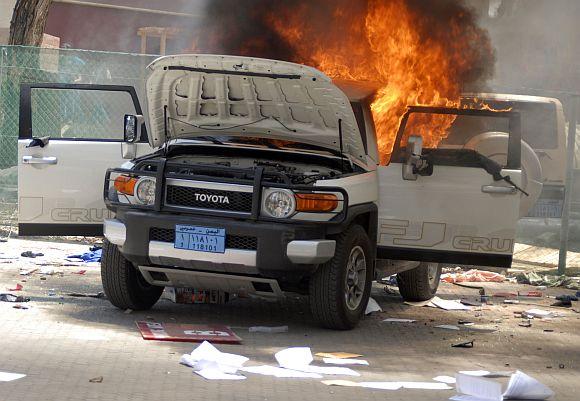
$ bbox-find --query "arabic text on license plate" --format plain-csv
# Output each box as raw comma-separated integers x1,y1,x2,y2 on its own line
174,225,226,254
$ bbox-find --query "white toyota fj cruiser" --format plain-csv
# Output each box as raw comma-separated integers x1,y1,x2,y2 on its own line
18,55,527,329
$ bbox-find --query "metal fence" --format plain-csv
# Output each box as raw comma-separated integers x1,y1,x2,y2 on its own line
0,45,156,235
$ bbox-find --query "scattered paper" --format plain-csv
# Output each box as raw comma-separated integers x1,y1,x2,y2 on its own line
453,370,553,401
275,347,313,369
365,297,382,314
241,365,322,379
405,296,471,310
248,326,288,333
430,297,472,311
435,324,461,331
360,382,403,390
7,284,22,291
275,347,360,376
399,382,453,390
383,318,416,323
433,375,457,384
524,309,561,319
180,341,248,380
0,372,26,382
323,358,369,366
315,352,363,359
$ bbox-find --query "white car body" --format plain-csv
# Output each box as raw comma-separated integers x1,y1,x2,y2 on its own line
17,55,523,289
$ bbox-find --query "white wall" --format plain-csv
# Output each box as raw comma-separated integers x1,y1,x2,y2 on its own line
0,0,16,44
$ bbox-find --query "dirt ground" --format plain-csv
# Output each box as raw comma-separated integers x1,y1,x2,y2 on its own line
0,238,578,401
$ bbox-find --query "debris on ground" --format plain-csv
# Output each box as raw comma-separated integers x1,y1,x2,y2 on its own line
88,376,103,383
66,248,102,263
248,326,288,333
180,341,248,380
453,370,554,401
433,375,456,384
552,295,578,307
365,297,382,314
0,293,30,303
406,296,471,311
519,320,532,328
162,287,229,304
515,272,580,290
452,340,475,348
523,308,563,319
19,268,38,276
315,352,363,359
0,372,26,382
7,283,22,291
20,251,44,258
383,318,416,323
137,322,242,344
274,347,360,376
13,304,29,310
72,270,87,275
434,325,460,331
441,269,506,283
67,291,103,298
48,289,56,297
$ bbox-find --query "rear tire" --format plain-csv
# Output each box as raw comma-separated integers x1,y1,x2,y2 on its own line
309,225,373,330
397,262,441,302
101,240,163,310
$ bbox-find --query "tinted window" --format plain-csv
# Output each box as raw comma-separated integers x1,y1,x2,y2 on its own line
350,102,368,153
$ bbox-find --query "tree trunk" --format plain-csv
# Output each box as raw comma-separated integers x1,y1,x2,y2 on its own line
9,0,52,46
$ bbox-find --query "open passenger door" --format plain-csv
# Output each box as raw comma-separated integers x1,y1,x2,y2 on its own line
18,84,152,236
377,107,523,267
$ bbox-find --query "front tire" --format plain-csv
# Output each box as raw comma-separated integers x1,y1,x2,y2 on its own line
397,262,441,302
101,240,163,310
309,225,373,330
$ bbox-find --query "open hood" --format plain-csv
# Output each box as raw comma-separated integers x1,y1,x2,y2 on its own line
146,55,365,161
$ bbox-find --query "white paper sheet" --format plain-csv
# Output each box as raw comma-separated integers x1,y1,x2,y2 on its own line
503,370,554,400
524,309,561,319
434,324,461,330
275,347,313,369
241,365,322,379
0,372,26,382
365,297,382,314
383,318,416,323
180,341,249,380
455,373,503,401
323,358,369,366
459,370,491,377
430,297,472,311
360,382,402,390
433,375,457,384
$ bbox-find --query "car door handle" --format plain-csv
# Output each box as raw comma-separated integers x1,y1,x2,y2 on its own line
482,185,517,194
22,156,58,165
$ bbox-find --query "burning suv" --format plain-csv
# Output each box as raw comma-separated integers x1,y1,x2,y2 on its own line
18,55,526,329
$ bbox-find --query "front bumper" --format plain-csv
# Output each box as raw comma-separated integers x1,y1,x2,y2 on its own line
104,210,337,282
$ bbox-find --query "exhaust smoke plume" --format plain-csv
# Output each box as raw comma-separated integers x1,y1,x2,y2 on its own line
195,0,495,163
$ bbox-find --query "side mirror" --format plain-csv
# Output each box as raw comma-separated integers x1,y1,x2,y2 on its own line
402,135,432,180
124,114,144,143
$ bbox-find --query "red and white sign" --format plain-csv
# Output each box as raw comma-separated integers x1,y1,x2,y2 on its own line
136,321,242,344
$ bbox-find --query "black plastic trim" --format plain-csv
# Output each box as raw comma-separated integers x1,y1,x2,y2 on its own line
377,246,512,268
19,223,103,236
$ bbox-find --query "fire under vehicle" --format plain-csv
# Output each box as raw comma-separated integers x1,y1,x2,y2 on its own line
17,55,529,329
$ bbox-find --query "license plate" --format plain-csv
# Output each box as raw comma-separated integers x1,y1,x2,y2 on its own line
174,225,226,254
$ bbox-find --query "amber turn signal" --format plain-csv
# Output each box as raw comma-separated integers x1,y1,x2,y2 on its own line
295,193,339,212
114,175,137,195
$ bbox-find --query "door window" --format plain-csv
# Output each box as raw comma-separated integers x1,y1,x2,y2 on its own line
30,88,136,140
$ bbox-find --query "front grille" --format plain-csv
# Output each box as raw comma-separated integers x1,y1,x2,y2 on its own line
165,186,253,213
149,227,258,250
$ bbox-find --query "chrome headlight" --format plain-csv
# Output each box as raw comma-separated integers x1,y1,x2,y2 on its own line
262,189,296,218
134,177,156,205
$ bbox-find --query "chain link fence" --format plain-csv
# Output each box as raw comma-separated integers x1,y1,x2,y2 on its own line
0,46,156,235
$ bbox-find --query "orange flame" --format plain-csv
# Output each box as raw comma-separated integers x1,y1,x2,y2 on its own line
268,0,492,163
